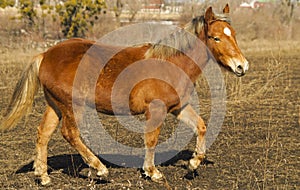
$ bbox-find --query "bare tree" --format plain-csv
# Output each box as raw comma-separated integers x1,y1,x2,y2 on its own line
124,0,142,22
281,0,296,21
272,0,297,25
106,0,143,23
278,0,297,39
105,0,124,24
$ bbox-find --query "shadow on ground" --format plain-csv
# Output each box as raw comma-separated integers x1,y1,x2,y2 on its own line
15,149,214,182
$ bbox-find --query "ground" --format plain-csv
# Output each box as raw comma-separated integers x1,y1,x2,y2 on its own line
0,40,299,189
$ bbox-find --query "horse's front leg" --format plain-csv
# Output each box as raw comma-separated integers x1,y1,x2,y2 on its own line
143,100,166,182
176,104,206,171
143,126,163,181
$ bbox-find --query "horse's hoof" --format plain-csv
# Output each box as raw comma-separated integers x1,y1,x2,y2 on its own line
143,167,163,182
188,157,201,171
188,154,205,171
40,174,51,186
150,172,164,183
96,168,109,178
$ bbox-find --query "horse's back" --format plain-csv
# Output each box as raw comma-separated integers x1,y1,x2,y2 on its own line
38,38,152,113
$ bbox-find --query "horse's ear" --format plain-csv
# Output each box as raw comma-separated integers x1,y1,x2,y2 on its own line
223,4,230,14
205,7,215,22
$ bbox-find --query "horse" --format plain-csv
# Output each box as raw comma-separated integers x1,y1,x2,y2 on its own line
0,4,248,185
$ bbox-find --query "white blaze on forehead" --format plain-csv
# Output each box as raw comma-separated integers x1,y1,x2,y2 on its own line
223,27,231,36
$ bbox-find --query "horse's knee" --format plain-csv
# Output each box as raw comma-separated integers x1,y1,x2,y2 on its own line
197,119,206,136
144,127,161,148
189,118,206,171
145,135,158,148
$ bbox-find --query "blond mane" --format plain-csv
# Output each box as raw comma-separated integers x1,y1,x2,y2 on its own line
145,16,204,59
145,14,230,59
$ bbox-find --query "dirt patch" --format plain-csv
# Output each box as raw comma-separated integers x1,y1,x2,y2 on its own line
0,42,299,189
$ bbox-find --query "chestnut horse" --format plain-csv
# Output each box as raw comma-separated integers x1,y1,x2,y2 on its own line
0,4,248,185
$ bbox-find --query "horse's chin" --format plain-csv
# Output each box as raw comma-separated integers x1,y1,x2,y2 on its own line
234,71,245,77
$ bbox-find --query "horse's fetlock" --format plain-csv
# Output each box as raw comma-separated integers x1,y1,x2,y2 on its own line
33,160,47,176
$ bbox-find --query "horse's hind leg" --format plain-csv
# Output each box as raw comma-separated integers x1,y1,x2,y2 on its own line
175,104,206,171
34,106,59,185
60,113,109,178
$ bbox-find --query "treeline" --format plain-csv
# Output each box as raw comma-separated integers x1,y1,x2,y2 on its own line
0,0,106,38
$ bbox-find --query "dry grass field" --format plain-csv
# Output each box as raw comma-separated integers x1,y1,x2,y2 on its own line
0,39,299,189
0,4,300,189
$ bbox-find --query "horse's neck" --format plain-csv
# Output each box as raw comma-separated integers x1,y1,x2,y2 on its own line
167,47,207,83
172,36,209,82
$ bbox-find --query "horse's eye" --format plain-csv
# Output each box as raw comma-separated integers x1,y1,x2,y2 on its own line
214,37,221,42
208,36,221,42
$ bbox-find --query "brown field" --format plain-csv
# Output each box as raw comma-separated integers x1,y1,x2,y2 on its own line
0,3,300,188
0,38,299,189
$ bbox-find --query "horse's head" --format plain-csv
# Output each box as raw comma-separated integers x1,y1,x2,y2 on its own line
204,4,249,77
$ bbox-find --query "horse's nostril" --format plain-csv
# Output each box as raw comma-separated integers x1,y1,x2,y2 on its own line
236,65,243,72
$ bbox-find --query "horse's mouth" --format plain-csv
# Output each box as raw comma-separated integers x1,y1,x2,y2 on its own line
234,69,245,77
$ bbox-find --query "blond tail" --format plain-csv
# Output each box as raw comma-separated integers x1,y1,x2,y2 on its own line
0,54,43,131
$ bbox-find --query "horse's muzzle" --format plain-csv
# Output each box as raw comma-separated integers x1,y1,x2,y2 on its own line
232,59,249,77
224,58,249,77
234,65,245,77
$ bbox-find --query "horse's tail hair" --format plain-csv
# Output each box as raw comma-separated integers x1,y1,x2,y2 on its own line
0,54,43,131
